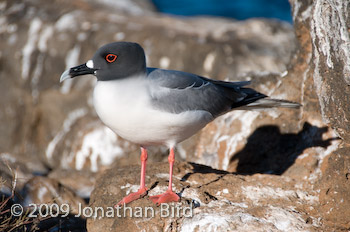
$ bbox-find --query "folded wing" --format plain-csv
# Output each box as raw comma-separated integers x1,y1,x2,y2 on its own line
146,68,267,117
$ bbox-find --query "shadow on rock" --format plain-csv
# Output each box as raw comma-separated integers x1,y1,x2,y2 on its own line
229,122,339,175
181,162,231,182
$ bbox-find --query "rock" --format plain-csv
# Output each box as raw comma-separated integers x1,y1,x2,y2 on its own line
288,0,350,229
0,153,34,191
88,162,322,231
308,0,350,142
85,0,156,15
21,176,86,216
45,115,140,172
48,169,97,199
317,147,350,230
1,175,87,231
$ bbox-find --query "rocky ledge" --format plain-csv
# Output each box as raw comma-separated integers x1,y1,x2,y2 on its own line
88,162,321,231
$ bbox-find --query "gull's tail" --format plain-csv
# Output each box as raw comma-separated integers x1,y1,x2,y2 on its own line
212,80,302,111
239,98,302,110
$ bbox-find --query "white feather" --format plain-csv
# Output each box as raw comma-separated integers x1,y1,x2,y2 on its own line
93,76,213,147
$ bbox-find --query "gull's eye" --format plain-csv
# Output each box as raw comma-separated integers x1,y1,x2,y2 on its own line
105,54,117,63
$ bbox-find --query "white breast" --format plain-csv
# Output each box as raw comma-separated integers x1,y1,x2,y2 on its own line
92,77,213,147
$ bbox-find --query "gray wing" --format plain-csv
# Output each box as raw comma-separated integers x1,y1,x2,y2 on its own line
146,68,266,117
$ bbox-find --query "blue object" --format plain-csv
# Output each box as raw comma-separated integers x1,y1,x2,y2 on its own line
151,0,292,23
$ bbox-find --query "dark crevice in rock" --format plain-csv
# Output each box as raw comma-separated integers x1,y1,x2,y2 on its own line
204,191,218,201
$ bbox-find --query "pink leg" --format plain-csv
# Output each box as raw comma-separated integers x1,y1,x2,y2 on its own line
149,147,180,205
115,147,148,206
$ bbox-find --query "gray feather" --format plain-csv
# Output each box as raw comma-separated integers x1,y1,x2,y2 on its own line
146,68,267,116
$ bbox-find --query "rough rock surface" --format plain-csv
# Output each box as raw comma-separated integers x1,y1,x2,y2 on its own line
289,0,350,230
308,0,350,142
88,162,322,232
21,176,87,216
0,0,349,231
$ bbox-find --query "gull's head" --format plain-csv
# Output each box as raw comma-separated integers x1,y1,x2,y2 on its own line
60,42,146,83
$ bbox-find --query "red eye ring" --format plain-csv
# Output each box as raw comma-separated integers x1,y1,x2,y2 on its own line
105,54,117,63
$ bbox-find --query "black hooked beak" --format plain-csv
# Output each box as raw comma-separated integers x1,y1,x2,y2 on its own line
60,62,97,82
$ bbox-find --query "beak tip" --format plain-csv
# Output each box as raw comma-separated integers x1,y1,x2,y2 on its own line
60,69,71,83
60,63,96,83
